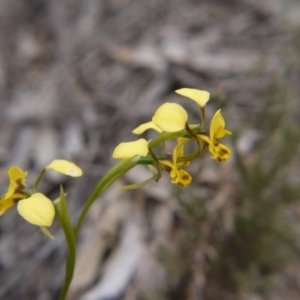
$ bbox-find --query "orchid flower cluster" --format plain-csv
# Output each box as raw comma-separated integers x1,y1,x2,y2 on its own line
112,88,232,187
0,160,82,229
0,88,231,300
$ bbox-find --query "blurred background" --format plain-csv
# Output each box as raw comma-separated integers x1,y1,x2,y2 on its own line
0,0,300,299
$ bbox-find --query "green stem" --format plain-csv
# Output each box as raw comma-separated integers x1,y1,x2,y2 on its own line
149,130,186,149
177,147,205,163
137,155,165,164
33,169,46,190
54,188,76,300
59,248,76,300
138,142,207,165
200,106,205,129
74,156,140,238
148,127,206,149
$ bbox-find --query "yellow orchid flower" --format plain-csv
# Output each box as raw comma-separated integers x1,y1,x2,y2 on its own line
133,103,188,134
0,166,28,216
6,166,28,199
198,109,232,162
160,137,192,187
0,160,82,226
17,193,55,226
112,139,149,159
175,88,210,107
0,166,54,226
133,89,211,135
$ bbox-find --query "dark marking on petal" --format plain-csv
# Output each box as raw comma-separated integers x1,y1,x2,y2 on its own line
181,174,190,181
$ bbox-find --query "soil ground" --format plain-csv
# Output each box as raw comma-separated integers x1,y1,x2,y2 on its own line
0,0,300,299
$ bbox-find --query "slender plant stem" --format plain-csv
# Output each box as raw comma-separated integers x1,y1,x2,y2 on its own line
59,248,76,300
55,189,77,300
74,157,139,238
33,169,46,190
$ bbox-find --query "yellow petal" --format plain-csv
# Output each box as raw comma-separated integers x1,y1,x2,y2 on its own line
210,109,232,140
7,166,27,198
152,103,188,132
0,195,15,216
17,193,55,226
210,109,225,139
159,160,173,169
170,168,192,187
112,139,149,159
209,142,231,162
46,160,83,177
175,88,210,107
170,168,179,182
178,169,192,186
132,121,163,134
8,166,27,183
198,134,231,162
175,137,189,159
215,128,232,139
